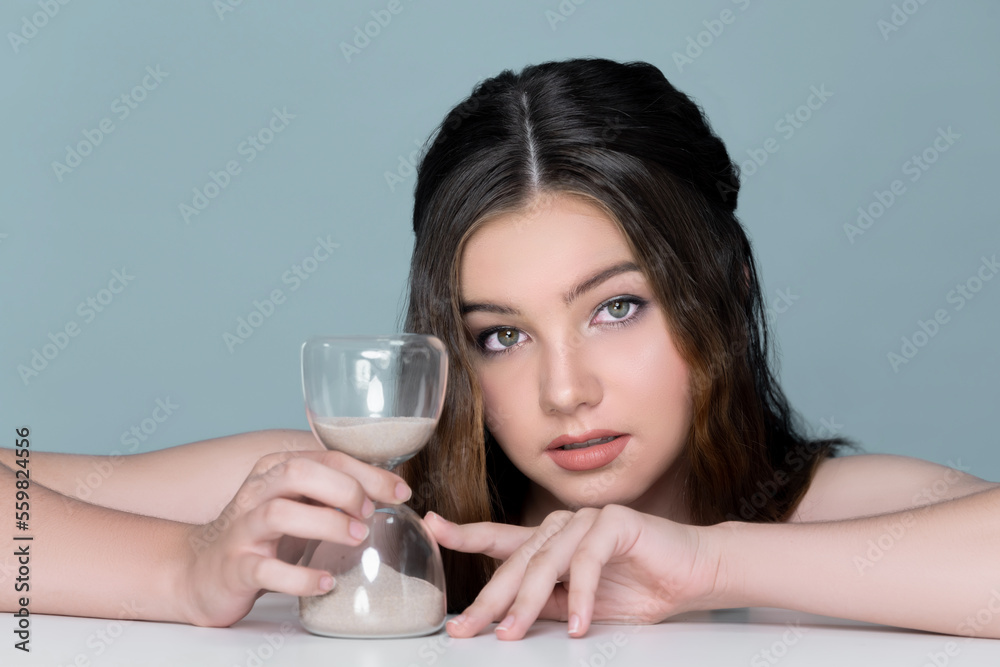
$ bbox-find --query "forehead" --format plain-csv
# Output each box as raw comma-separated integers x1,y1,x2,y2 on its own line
459,194,633,297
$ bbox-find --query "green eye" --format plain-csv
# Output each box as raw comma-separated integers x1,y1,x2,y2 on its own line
607,299,629,319
496,328,520,347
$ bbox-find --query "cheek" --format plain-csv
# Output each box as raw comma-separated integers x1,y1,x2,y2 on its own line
477,362,532,439
594,317,691,414
638,333,689,395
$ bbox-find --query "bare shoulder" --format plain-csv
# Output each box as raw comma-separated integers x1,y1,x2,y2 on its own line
788,453,998,523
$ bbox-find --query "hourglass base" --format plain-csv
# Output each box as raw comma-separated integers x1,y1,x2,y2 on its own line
298,504,447,639
298,566,446,639
299,599,445,639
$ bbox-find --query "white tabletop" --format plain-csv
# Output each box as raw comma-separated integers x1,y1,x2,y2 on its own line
9,593,1000,666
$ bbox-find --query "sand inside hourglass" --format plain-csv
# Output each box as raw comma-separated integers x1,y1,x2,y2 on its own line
299,561,445,637
310,416,437,463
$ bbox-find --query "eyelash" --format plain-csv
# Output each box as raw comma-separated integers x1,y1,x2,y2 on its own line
474,296,648,358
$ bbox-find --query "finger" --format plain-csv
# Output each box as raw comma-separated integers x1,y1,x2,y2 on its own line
495,510,599,640
566,507,641,637
446,511,575,638
242,456,378,521
249,450,411,509
425,512,534,560
238,552,336,598
482,581,570,624
312,450,413,505
246,497,370,547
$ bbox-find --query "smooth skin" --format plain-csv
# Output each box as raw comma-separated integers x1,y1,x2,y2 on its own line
436,192,1000,641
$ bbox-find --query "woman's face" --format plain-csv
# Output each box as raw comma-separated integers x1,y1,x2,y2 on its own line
459,192,693,516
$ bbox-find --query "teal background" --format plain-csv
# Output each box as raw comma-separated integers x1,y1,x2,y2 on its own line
1,1,997,480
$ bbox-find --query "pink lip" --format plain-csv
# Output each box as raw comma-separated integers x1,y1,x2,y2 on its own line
546,433,630,472
547,429,625,450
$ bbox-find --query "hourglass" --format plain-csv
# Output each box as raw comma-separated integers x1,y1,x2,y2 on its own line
298,335,448,638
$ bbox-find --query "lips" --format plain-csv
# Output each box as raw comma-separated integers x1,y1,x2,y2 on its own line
561,435,617,450
547,429,625,451
546,430,630,472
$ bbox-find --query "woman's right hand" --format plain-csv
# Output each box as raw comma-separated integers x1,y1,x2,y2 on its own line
177,449,411,627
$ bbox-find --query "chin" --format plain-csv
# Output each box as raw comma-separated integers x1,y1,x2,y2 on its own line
559,485,641,512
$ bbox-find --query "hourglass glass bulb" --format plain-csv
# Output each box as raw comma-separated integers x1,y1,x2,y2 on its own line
298,335,448,638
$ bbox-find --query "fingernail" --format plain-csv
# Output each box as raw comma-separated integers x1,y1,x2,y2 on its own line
568,614,581,636
395,482,412,501
319,576,335,592
362,498,375,518
447,614,466,627
349,520,369,541
495,614,515,633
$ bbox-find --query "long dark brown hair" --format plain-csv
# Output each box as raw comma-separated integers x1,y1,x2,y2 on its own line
397,57,855,611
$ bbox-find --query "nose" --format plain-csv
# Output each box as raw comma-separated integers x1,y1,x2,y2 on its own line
537,336,603,415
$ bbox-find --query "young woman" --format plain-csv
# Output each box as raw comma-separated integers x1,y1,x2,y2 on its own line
394,58,999,640
1,58,997,641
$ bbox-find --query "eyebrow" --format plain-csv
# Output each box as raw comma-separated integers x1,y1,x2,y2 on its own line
460,261,641,316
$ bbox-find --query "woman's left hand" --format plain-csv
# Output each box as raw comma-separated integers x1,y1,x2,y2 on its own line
425,505,727,640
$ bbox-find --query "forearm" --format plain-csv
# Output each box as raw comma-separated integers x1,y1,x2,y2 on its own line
710,487,1000,638
0,428,321,524
0,464,193,622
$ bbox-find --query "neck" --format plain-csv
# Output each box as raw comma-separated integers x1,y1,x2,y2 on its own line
520,457,692,527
